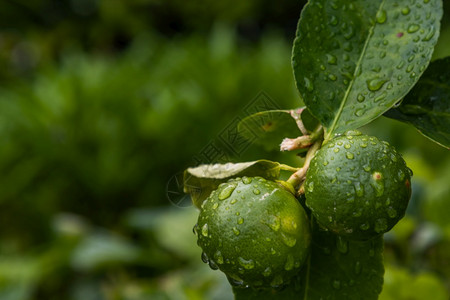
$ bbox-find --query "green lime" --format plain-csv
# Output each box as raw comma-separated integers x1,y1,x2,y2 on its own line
195,176,311,289
305,131,412,240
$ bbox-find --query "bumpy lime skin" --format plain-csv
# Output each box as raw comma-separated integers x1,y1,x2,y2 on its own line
305,132,412,240
195,176,311,289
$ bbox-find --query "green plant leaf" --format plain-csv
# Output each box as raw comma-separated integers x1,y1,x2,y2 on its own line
184,160,281,208
384,57,450,149
237,108,319,150
233,218,384,299
292,0,443,140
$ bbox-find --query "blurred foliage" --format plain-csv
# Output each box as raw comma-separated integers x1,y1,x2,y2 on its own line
0,0,448,299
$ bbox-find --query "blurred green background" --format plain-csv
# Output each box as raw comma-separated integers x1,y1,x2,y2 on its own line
0,0,449,299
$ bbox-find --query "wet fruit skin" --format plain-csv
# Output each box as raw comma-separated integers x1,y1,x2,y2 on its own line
195,176,311,289
304,131,412,240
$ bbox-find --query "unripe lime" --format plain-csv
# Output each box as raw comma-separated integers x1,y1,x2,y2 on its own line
304,131,412,240
195,176,311,289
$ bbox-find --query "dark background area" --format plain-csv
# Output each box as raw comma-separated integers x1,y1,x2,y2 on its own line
0,1,449,299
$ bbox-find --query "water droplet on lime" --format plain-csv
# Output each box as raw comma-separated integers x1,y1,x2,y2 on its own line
354,182,365,197
375,218,388,233
219,183,237,200
201,223,209,237
360,223,370,230
285,254,295,271
332,279,341,289
237,217,244,225
281,232,297,247
346,152,354,159
336,236,349,254
242,177,252,184
387,207,398,218
201,251,209,263
232,227,240,236
407,24,420,33
238,257,255,269
262,267,272,277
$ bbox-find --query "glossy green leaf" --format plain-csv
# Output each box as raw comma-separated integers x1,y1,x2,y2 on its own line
184,160,281,208
292,0,443,140
385,57,450,149
233,218,384,299
237,108,319,150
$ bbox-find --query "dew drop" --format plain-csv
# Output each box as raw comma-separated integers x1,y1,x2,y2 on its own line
201,251,209,263
230,199,237,205
219,183,237,200
327,54,338,65
262,267,272,277
193,223,199,235
212,203,219,210
375,218,388,233
357,94,365,102
267,215,281,232
354,182,365,197
281,232,297,247
334,147,340,153
360,143,368,148
271,275,284,288
422,27,436,41
253,189,261,195
407,24,420,33
227,276,245,287
376,10,387,23
336,236,349,254
346,152,355,159
336,167,341,172
332,279,341,290
238,257,255,270
214,250,224,264
304,77,314,92
360,223,370,230
232,227,240,236
285,254,295,271
242,177,252,184
307,181,314,193
328,74,338,81
401,6,410,15
387,207,398,218
367,78,387,91
323,160,329,166
209,259,219,270
344,144,351,149
201,223,209,237
237,217,244,225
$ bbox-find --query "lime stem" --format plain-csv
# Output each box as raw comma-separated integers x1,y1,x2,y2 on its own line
280,126,323,152
278,164,301,172
286,139,322,189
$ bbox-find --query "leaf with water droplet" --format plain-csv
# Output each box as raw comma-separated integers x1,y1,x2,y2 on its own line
292,0,443,140
184,160,282,208
385,57,450,149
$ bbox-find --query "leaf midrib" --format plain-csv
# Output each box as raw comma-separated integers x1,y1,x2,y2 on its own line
325,0,387,140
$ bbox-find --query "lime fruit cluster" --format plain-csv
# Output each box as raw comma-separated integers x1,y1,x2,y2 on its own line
195,176,311,289
304,131,412,240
